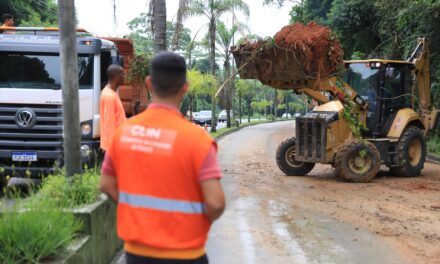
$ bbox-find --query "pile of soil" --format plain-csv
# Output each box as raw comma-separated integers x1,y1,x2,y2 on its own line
231,22,344,88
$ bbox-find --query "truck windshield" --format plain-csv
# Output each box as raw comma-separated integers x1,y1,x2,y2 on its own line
341,63,380,101
0,52,94,89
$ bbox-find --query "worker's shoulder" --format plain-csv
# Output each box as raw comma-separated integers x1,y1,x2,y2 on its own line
100,87,116,98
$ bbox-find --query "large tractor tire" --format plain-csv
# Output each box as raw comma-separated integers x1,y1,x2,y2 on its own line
335,140,381,183
390,126,426,177
276,137,315,176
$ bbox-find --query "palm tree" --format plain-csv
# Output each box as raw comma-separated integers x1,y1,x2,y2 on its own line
215,21,241,128
151,0,167,52
172,0,189,51
186,0,250,132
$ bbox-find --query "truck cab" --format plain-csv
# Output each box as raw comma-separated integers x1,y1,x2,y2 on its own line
0,28,146,178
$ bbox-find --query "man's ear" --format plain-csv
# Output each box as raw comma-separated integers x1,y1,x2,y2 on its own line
145,76,153,92
181,82,189,94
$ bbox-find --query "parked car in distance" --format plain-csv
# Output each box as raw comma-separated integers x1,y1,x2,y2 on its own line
218,110,233,122
193,110,213,126
282,112,292,118
294,113,302,118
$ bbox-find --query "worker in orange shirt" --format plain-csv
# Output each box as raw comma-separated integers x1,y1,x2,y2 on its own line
1,14,14,27
100,52,225,264
100,65,127,151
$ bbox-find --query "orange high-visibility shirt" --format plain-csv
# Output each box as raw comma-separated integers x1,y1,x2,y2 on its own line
100,85,127,151
107,105,215,259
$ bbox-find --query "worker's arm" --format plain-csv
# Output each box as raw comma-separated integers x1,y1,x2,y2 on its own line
101,96,116,148
201,178,225,222
100,153,119,202
100,172,119,202
198,145,225,222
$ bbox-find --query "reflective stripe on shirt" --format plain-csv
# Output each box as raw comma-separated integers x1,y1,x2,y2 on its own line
119,192,205,214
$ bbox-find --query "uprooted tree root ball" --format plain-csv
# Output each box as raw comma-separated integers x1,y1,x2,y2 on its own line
232,22,344,87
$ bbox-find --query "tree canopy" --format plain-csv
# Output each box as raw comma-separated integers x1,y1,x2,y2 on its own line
0,0,57,26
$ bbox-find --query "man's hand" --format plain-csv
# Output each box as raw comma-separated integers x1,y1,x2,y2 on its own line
100,172,119,202
201,178,225,222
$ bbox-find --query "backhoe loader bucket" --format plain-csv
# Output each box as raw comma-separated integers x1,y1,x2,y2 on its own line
231,43,306,89
231,22,344,89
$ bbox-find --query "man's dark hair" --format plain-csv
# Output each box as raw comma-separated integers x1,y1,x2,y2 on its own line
2,14,13,24
150,51,187,97
107,64,124,81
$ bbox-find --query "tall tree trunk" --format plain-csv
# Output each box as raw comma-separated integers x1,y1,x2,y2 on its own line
274,88,278,119
247,101,251,123
172,0,187,51
224,56,231,128
238,95,242,124
58,0,81,176
153,0,167,53
209,12,217,132
189,94,194,121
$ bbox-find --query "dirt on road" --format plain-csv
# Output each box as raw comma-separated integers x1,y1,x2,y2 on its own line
207,121,440,264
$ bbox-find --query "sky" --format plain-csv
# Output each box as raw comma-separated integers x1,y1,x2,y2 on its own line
75,0,294,40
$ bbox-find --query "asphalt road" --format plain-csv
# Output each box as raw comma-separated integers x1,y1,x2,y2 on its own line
206,121,409,264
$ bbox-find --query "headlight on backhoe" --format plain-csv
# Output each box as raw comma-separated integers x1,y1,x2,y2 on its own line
81,123,92,136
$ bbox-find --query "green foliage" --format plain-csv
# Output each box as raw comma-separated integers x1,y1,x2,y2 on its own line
0,203,82,263
28,169,100,209
290,0,333,24
351,51,366,60
236,79,254,100
188,69,219,96
127,54,151,85
328,0,381,57
428,135,440,157
127,15,191,54
0,0,58,26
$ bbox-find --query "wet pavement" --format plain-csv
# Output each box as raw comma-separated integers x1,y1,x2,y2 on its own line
206,121,408,264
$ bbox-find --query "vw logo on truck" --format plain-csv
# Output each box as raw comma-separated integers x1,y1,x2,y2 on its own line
15,108,37,129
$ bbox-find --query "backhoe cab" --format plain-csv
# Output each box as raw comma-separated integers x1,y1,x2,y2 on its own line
273,37,439,182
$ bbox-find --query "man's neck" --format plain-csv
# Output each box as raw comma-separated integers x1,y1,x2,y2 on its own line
108,82,118,91
151,98,181,110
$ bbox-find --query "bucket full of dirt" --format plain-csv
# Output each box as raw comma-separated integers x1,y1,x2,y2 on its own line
231,22,344,89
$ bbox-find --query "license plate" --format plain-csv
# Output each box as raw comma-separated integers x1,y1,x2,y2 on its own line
12,152,37,162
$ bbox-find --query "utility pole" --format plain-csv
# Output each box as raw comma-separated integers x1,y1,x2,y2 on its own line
58,0,82,176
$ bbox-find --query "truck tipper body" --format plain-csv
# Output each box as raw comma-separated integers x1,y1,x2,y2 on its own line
0,28,148,178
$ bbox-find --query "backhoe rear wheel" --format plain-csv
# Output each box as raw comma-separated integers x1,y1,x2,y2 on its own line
390,126,426,177
276,137,315,176
335,140,381,183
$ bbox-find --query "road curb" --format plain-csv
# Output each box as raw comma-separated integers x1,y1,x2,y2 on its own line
214,119,293,141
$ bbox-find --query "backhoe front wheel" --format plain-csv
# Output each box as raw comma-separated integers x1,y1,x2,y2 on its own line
335,140,381,183
276,137,315,176
391,126,426,177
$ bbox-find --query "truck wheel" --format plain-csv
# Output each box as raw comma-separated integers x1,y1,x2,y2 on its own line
335,140,381,183
276,137,315,176
391,126,426,177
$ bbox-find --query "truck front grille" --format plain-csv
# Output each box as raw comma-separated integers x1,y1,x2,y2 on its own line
0,103,64,169
295,117,327,163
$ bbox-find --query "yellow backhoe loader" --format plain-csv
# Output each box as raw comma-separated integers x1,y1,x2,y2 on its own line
233,37,439,182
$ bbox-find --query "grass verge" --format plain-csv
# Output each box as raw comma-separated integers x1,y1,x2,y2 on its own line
27,168,100,209
0,202,82,263
210,119,279,138
0,168,101,263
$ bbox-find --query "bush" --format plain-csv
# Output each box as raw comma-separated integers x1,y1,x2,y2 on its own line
428,136,440,157
267,114,275,121
29,169,100,209
0,203,82,263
